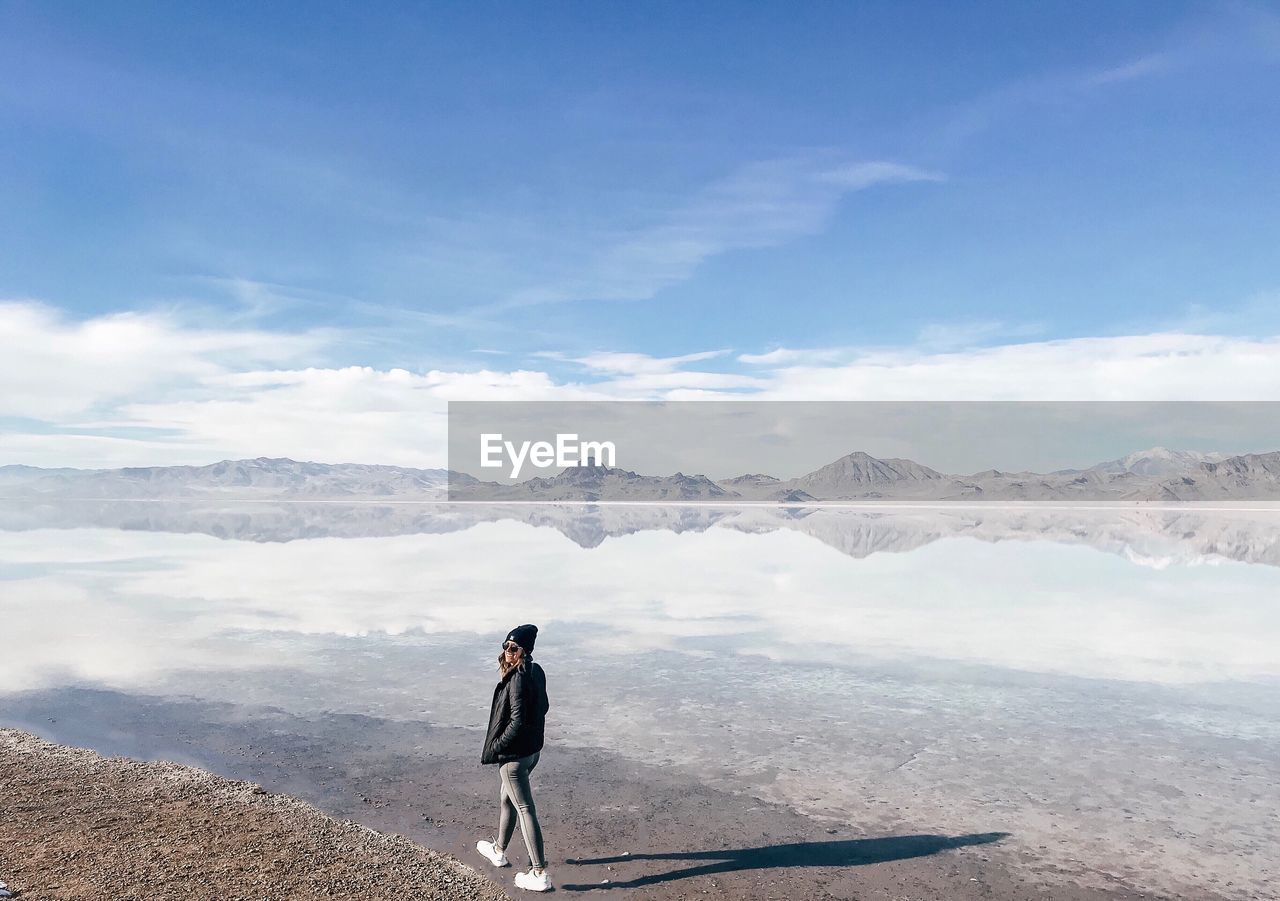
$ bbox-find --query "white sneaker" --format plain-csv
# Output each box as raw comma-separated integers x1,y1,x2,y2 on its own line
476,839,509,867
514,868,553,892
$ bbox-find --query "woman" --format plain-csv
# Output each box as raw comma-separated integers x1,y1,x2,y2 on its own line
476,623,552,892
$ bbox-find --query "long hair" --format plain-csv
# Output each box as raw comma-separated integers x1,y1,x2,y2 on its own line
498,645,529,677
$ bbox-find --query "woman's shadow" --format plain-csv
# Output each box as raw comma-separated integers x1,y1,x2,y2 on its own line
561,831,1010,891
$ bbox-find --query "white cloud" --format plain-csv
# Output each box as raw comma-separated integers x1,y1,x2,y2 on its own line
748,333,1280,401
498,157,943,308
737,347,845,365
0,300,328,419
111,366,603,468
817,161,946,189
914,319,1045,351
1083,53,1171,87
561,349,731,375
5,301,1280,468
0,301,608,467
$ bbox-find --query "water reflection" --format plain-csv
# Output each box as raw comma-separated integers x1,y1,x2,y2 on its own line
5,498,1280,567
1,500,1277,899
3,502,1280,690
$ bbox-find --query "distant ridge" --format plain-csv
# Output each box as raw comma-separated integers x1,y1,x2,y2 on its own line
455,463,732,502
1057,447,1229,478
782,451,947,500
4,447,1280,502
0,458,449,499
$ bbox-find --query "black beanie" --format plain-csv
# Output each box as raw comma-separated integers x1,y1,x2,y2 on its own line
505,623,538,653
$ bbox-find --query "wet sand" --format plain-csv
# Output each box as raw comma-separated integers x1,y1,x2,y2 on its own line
0,728,506,901
1,689,1185,900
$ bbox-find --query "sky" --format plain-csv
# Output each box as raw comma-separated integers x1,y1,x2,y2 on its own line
2,1,1279,468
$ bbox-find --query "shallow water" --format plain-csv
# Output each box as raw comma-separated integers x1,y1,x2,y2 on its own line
2,501,1278,898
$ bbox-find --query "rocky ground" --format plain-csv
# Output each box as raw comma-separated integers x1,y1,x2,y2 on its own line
0,728,507,901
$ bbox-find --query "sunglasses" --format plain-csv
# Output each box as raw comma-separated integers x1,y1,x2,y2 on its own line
502,642,522,654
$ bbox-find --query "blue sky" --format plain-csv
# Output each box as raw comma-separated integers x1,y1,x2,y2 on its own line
2,1,1279,466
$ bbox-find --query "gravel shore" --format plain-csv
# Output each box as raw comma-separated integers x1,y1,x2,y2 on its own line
0,728,507,901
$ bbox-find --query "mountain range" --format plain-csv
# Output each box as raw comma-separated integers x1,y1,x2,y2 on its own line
2,446,1278,503
0,458,449,499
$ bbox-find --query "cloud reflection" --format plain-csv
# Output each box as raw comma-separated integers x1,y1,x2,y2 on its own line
2,504,1279,693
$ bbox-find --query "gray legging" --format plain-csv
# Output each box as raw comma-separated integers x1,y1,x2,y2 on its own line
497,751,545,868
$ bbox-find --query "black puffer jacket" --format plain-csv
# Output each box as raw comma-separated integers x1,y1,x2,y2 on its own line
481,659,549,765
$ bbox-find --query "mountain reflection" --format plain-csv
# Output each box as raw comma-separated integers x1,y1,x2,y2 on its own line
3,499,1279,568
